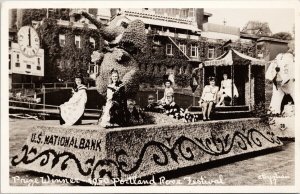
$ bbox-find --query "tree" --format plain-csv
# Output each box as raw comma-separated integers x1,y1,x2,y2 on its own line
271,32,292,40
242,21,272,36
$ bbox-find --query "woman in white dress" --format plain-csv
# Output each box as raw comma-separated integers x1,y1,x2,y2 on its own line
199,77,219,121
216,73,239,106
59,74,87,126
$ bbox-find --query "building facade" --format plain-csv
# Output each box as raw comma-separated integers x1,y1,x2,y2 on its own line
9,8,292,89
111,9,257,87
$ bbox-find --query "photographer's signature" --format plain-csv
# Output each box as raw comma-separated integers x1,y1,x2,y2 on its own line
258,173,290,185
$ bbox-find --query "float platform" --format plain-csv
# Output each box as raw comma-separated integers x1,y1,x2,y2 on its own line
11,117,283,185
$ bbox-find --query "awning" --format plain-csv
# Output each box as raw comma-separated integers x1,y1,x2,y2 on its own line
204,49,265,67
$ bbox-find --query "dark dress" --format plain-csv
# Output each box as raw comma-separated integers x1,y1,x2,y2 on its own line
100,81,129,127
144,102,162,112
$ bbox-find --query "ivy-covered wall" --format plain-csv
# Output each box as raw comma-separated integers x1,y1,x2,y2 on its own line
135,33,257,87
36,18,104,82
135,35,193,87
18,9,257,87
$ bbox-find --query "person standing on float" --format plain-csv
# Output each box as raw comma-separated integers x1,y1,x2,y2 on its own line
99,69,129,128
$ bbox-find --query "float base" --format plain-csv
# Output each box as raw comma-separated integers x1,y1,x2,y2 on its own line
11,118,283,185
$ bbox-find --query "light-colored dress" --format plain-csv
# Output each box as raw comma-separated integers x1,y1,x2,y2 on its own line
160,87,174,104
60,84,87,126
201,85,219,103
219,79,239,98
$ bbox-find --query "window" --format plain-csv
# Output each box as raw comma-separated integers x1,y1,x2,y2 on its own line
27,64,31,69
37,58,41,70
59,34,66,47
179,43,186,54
189,8,195,17
9,54,11,70
95,64,99,74
208,48,215,59
166,44,173,55
15,54,20,67
88,64,94,74
190,44,198,58
90,37,95,48
75,35,81,48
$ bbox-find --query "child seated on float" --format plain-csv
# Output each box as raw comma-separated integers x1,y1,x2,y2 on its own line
158,80,174,105
199,77,219,121
144,94,162,112
163,92,199,122
163,92,181,118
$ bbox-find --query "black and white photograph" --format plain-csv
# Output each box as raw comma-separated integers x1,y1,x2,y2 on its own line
1,1,299,193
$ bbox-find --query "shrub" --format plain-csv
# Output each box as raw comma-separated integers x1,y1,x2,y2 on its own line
175,73,191,88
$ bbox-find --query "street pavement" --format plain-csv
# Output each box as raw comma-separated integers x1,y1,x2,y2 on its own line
9,119,294,186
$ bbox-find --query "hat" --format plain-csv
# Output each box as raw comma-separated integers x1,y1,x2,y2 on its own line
74,72,83,79
208,76,216,82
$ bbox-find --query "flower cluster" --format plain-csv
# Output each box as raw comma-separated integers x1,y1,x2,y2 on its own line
164,107,201,123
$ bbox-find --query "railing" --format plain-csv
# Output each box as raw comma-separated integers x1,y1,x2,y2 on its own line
9,100,101,113
11,82,92,89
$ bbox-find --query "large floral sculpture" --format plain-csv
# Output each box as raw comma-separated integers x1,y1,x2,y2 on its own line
265,42,295,138
82,11,147,99
266,52,295,114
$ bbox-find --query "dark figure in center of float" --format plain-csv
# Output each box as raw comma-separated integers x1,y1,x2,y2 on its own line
100,69,129,128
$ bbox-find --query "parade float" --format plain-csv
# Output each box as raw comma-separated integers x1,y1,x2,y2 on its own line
11,12,283,185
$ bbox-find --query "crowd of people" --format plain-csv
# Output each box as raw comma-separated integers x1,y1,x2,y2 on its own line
59,70,239,127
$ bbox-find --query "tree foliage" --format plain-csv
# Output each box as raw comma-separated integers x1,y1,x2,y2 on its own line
242,21,272,36
271,32,293,40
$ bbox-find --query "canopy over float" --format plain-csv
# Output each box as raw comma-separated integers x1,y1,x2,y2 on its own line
195,48,265,111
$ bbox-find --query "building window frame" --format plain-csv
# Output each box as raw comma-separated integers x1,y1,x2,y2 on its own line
166,44,173,56
26,64,31,69
179,43,186,54
208,47,215,59
59,34,66,47
190,44,198,58
89,37,95,48
9,54,11,70
75,35,81,48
